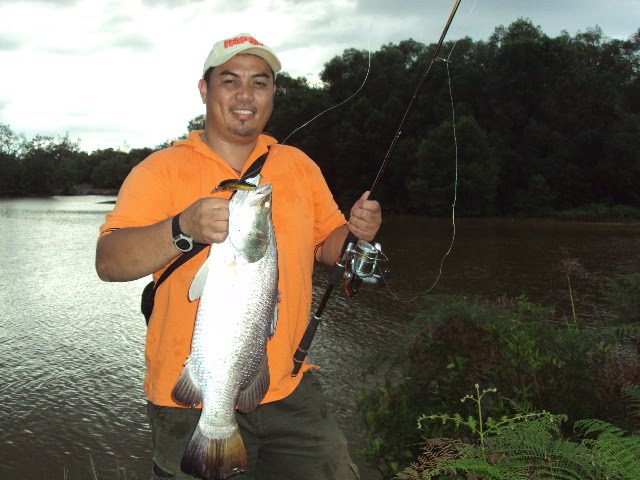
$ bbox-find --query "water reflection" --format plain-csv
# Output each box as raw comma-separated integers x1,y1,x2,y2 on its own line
0,197,638,480
0,196,150,479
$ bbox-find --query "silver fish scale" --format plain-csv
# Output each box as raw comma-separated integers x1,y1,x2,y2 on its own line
187,184,278,439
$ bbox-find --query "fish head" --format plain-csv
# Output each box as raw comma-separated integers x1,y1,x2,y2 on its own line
228,182,273,263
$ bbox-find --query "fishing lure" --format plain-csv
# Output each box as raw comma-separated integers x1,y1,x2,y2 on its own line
212,179,257,193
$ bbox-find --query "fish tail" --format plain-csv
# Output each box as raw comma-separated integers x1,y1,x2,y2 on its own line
181,424,248,480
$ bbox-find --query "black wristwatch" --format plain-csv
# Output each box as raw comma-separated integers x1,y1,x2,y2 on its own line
172,214,193,253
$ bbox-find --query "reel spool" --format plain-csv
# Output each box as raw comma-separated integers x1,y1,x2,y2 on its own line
343,240,390,297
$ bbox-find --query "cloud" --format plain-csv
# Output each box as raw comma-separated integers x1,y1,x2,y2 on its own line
109,34,155,52
140,0,198,5
355,0,438,16
1,0,77,5
100,12,134,33
0,98,10,114
138,0,229,9
0,34,23,51
40,34,154,56
1,0,637,153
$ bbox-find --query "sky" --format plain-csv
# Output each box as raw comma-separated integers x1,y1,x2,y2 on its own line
0,0,637,153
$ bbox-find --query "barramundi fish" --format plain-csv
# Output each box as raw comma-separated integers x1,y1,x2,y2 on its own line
172,176,278,480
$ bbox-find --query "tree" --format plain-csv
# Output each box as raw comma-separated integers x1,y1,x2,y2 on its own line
0,124,24,195
19,134,81,195
89,149,131,190
125,20,640,214
187,115,205,132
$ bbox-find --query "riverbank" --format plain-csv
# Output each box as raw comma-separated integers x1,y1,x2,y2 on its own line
549,203,640,222
4,191,640,223
70,185,119,196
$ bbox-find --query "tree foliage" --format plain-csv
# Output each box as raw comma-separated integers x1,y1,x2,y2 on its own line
263,19,640,215
0,124,153,195
2,19,639,212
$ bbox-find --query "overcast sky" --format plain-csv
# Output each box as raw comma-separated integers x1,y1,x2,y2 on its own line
1,0,637,152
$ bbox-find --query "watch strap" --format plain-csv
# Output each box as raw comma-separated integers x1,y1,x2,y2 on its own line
172,214,186,238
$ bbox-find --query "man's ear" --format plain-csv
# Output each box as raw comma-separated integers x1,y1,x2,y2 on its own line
198,78,207,104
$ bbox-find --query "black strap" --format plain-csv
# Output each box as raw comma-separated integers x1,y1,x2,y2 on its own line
152,146,271,293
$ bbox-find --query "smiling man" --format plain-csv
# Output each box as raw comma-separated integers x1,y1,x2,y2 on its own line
96,33,381,480
198,54,275,168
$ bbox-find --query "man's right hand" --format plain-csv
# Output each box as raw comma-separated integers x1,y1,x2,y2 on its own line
96,196,231,282
179,197,230,245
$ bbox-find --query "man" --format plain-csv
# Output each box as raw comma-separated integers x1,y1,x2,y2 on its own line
96,33,381,479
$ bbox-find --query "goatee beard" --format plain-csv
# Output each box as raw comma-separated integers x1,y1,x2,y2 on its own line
230,121,257,137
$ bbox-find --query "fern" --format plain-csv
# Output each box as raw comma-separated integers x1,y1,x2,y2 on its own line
621,385,640,420
396,386,640,480
575,419,640,479
495,431,596,480
396,442,530,480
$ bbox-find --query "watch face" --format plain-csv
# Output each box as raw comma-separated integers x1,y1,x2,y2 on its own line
176,238,191,251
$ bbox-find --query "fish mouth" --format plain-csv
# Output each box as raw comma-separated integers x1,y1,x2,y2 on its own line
252,182,271,194
250,183,272,207
229,181,271,208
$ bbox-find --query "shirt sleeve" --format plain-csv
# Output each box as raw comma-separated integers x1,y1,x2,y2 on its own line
309,161,346,246
99,156,174,236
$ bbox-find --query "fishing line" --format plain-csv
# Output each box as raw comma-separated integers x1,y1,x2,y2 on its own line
241,25,374,182
381,0,480,303
420,57,458,295
292,0,466,376
281,50,371,146
281,23,374,146
442,0,478,61
382,53,459,303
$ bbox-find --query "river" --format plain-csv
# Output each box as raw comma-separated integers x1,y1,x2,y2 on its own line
1,196,638,480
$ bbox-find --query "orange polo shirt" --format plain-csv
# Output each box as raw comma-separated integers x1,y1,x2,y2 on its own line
100,131,346,407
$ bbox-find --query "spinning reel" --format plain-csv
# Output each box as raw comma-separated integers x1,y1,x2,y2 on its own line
339,240,390,297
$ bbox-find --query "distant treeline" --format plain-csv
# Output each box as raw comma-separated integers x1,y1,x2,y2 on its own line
1,19,639,217
0,129,154,196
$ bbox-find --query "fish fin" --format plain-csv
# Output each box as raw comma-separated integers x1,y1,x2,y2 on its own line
236,354,270,413
269,302,278,338
181,425,247,480
189,257,211,301
171,361,203,407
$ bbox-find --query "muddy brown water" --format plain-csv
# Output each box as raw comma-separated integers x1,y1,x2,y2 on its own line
1,197,638,479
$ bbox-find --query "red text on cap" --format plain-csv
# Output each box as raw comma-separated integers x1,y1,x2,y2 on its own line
224,36,264,49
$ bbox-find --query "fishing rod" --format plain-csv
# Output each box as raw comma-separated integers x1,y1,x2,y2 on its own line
292,0,463,376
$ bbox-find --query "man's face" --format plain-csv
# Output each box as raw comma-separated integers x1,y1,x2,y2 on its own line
199,54,275,144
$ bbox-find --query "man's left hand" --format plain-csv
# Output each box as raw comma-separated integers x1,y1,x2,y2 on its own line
348,191,382,242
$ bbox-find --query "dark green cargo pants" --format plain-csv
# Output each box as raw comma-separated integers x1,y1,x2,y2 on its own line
148,372,359,480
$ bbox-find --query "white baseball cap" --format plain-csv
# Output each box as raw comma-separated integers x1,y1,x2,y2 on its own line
202,33,282,77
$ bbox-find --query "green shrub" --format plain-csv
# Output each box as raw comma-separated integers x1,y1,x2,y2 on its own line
605,274,640,325
357,293,640,478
